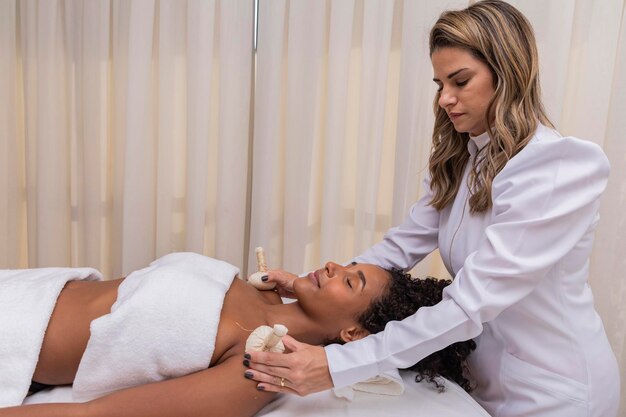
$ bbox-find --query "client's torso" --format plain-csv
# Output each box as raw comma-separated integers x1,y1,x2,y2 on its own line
32,276,281,385
33,278,124,385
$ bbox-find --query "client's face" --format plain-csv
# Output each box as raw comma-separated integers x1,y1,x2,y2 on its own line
293,262,390,338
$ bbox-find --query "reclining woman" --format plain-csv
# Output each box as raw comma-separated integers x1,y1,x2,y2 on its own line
0,252,475,417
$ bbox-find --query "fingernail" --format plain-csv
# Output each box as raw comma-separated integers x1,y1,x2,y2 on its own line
244,371,253,379
243,353,251,360
257,385,266,391
243,359,250,367
261,275,268,282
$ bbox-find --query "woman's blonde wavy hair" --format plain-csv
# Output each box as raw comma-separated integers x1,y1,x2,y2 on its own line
428,0,553,213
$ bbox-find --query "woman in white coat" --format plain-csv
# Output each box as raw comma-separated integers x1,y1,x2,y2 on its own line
244,1,621,416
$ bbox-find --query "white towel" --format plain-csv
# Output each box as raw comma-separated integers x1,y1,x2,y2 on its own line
72,252,239,402
0,267,102,407
332,369,405,401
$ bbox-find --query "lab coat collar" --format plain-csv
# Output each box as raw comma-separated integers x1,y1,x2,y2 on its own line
467,131,490,156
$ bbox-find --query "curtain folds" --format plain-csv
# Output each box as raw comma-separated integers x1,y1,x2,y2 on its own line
0,0,253,277
249,0,457,279
1,0,625,410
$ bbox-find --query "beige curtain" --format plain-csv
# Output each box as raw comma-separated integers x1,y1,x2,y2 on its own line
1,0,625,410
249,0,458,278
0,0,254,277
250,0,626,411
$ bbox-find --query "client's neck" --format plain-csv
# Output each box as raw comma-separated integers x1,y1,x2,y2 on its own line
262,302,336,346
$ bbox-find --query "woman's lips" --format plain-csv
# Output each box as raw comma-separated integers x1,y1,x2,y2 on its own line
308,271,320,287
449,112,464,120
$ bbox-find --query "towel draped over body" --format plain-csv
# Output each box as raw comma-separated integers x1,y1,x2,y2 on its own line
0,267,102,406
72,253,239,401
0,253,239,405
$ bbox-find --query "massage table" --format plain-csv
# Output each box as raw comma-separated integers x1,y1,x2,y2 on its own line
24,371,490,417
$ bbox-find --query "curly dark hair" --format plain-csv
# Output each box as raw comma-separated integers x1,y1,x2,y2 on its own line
357,269,476,393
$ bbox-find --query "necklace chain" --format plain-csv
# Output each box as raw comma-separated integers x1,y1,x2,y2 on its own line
234,321,254,332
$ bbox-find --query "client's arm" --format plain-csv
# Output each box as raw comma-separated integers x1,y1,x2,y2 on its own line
0,356,275,417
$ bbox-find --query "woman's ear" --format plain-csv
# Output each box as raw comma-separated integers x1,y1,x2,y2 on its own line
339,326,369,342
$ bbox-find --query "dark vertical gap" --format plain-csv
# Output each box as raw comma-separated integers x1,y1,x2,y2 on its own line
243,0,258,277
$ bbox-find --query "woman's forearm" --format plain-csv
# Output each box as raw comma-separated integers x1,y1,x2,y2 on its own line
0,403,85,417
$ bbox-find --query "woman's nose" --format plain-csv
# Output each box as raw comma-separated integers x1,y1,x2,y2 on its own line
438,89,457,108
325,262,344,277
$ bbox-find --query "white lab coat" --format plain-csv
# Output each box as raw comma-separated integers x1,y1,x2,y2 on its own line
325,124,620,417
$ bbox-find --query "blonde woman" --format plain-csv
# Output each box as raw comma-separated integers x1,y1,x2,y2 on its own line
246,1,621,416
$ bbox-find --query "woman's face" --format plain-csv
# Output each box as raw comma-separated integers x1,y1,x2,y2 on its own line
293,262,390,338
432,46,495,136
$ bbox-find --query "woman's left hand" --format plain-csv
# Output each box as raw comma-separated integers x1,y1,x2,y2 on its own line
244,335,334,396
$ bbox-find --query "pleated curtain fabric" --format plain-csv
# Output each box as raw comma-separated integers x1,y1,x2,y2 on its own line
0,0,254,277
249,0,453,279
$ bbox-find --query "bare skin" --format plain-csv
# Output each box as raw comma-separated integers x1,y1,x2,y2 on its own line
245,270,333,395
2,262,390,417
32,277,283,385
33,279,124,385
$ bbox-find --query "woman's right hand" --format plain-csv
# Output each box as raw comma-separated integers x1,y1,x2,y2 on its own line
263,270,299,298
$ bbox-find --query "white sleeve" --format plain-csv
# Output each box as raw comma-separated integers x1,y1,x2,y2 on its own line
326,136,610,388
352,175,440,271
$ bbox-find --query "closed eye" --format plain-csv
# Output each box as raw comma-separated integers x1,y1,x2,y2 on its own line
346,277,353,289
435,79,468,92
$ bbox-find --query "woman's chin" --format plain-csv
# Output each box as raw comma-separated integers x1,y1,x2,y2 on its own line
292,277,317,299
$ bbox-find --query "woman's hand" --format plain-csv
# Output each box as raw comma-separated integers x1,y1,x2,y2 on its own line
244,335,334,396
263,269,299,298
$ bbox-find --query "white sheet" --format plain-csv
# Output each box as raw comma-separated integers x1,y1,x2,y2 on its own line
24,371,490,417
